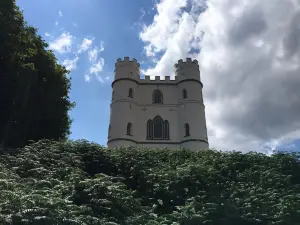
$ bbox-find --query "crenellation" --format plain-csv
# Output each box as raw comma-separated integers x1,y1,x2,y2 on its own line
124,56,130,62
115,57,140,69
174,58,200,72
115,57,200,83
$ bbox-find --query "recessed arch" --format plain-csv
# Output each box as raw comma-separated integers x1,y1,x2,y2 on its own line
146,116,169,140
147,120,153,140
153,89,163,104
153,116,163,139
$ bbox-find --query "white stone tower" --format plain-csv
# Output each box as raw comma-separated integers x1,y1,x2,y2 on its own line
107,57,209,151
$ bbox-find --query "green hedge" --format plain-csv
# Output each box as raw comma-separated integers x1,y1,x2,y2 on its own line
0,140,300,224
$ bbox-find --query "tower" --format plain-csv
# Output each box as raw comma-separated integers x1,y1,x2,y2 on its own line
108,57,209,151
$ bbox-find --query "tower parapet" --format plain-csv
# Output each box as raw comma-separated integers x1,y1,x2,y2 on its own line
115,57,140,70
174,58,201,81
112,57,202,87
114,57,140,81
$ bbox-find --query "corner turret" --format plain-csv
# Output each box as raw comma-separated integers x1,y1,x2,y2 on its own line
174,58,201,81
114,57,140,81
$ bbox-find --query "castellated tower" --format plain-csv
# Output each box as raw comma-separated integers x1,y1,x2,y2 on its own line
107,57,209,151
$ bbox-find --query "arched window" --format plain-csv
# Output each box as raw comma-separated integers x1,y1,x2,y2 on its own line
183,89,187,99
153,89,163,104
163,120,169,139
126,122,132,136
153,116,163,139
112,90,114,100
128,88,133,98
147,116,170,140
147,120,153,140
185,123,190,137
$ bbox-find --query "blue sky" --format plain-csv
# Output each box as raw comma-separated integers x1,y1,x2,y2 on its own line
16,0,155,146
16,0,300,153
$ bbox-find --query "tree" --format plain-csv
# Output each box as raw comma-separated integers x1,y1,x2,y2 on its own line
0,0,74,148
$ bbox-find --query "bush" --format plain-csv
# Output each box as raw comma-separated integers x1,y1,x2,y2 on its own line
0,140,300,224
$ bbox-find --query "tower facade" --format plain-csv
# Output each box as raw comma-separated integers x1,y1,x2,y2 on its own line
107,57,209,151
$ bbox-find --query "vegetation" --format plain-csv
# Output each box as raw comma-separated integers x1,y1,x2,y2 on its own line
0,0,74,148
0,140,300,224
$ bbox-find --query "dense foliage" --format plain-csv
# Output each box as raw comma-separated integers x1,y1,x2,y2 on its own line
0,0,74,148
1,140,300,224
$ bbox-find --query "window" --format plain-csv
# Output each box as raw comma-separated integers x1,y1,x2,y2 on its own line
153,89,163,104
112,90,114,100
126,122,132,136
183,89,187,99
129,88,133,98
163,120,169,139
185,123,190,137
153,116,163,139
147,116,169,140
108,125,111,137
147,120,153,139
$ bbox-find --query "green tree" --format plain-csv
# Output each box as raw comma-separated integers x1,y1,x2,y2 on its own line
0,0,74,148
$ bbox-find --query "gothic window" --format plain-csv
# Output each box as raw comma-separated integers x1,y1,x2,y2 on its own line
185,123,190,137
153,116,163,139
129,88,133,98
163,120,169,139
147,120,153,140
153,89,163,104
183,89,187,99
146,116,170,140
126,122,132,136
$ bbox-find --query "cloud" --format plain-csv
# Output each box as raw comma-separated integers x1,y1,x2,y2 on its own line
45,32,51,37
62,55,79,71
139,0,300,153
55,21,59,26
49,32,74,54
59,11,63,17
77,37,94,54
84,74,91,82
88,42,105,62
85,58,105,82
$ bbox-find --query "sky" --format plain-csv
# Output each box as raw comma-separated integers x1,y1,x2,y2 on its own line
16,0,300,154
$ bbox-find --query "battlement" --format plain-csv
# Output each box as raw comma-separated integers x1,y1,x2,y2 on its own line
113,57,201,84
138,75,178,84
174,58,199,71
115,57,140,69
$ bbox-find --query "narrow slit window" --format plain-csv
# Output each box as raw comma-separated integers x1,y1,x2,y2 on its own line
127,122,132,136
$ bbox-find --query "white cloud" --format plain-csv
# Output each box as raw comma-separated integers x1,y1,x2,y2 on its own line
77,37,94,54
55,21,59,26
49,32,74,54
140,0,300,153
89,58,105,74
45,32,51,37
59,11,63,17
62,55,79,71
84,74,91,82
88,42,105,62
85,58,105,82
